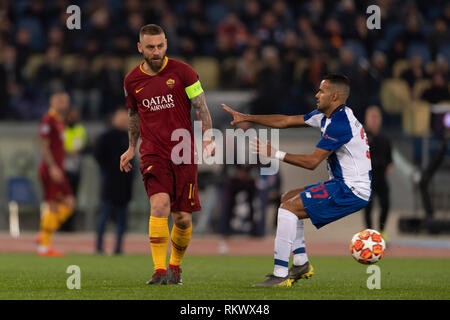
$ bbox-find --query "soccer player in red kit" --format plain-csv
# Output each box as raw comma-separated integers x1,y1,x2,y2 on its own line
37,92,75,256
120,24,215,285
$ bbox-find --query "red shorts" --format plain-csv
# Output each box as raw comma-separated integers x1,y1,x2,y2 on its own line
141,155,201,213
39,163,73,202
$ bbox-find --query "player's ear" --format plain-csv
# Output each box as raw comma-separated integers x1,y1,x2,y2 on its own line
137,42,143,53
332,90,339,102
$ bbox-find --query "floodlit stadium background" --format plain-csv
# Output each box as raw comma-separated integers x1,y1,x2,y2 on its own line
0,0,449,256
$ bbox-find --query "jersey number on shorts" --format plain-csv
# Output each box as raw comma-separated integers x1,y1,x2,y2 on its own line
188,183,196,206
310,184,328,199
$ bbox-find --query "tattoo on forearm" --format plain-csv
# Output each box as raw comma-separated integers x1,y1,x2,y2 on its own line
191,93,212,134
128,109,140,147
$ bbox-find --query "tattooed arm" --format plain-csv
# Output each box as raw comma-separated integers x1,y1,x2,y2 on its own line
120,109,140,172
127,108,140,149
191,92,215,156
191,92,212,134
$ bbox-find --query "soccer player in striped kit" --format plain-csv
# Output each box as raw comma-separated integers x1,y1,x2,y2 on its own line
120,24,215,285
223,74,372,286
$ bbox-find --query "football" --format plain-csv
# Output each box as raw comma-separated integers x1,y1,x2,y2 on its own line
349,229,386,264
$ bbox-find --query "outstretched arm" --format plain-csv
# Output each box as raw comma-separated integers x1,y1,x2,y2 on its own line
222,104,308,129
191,92,215,156
250,137,332,170
282,148,332,170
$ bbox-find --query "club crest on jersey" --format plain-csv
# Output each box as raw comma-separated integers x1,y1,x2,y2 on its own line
166,78,175,88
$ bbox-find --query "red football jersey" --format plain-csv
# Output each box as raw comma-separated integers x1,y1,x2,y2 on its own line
124,57,199,162
39,110,65,169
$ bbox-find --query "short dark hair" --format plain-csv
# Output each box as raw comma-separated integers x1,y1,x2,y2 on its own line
139,24,165,38
323,74,350,87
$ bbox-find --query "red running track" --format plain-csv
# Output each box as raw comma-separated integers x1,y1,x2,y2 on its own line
0,233,449,258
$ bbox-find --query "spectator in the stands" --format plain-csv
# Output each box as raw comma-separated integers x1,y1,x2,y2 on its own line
14,28,33,68
300,53,329,113
216,12,248,55
337,46,358,81
324,17,343,55
47,27,66,51
35,46,65,94
21,0,46,51
421,72,450,104
66,56,101,119
235,47,260,89
97,55,124,117
401,55,428,88
367,51,390,104
1,0,448,126
398,13,425,47
281,30,301,84
2,45,23,86
126,12,145,41
160,11,181,55
251,46,283,115
351,14,379,55
296,16,314,41
428,17,450,59
434,55,449,81
271,0,295,31
9,85,47,120
337,46,368,121
388,38,407,69
336,0,358,39
144,0,168,25
84,8,112,56
179,1,213,55
240,0,261,33
256,11,284,47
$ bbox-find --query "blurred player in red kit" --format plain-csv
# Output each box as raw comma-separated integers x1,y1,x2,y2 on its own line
37,92,75,256
120,24,215,285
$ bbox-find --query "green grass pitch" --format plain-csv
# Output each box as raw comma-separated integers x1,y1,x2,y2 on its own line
0,254,449,300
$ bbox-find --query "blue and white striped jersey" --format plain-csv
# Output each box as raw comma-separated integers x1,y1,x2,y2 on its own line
303,104,372,201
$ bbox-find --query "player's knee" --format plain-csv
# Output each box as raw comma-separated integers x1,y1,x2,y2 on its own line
150,199,171,217
64,196,75,212
173,213,192,229
280,191,290,203
280,201,292,212
48,202,59,213
280,196,296,210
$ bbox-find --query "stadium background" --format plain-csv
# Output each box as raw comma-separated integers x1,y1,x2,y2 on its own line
0,0,449,258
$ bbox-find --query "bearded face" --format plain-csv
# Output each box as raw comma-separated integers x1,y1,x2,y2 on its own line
138,33,167,73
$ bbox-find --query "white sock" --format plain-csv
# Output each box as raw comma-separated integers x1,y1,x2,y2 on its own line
292,219,308,266
273,208,298,277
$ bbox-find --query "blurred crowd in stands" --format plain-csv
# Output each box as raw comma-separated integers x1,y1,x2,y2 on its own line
0,0,449,124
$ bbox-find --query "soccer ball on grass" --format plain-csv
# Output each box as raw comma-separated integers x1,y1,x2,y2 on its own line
349,229,386,264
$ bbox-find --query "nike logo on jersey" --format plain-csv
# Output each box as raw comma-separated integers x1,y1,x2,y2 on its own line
136,87,144,93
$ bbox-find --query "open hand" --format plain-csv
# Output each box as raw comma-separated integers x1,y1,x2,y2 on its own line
221,104,247,126
203,139,216,157
120,148,135,172
250,137,276,158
